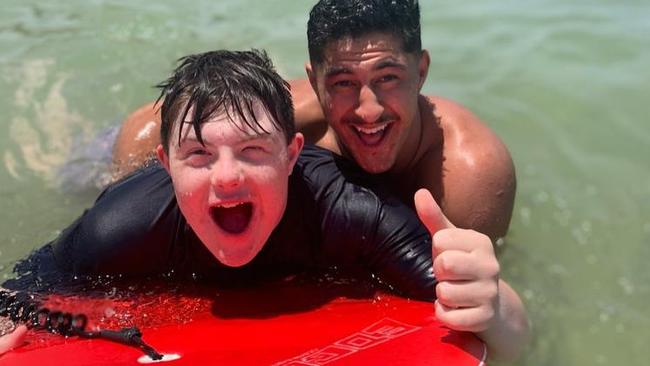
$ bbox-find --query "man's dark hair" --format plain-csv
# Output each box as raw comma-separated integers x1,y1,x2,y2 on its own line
156,49,295,153
307,0,421,64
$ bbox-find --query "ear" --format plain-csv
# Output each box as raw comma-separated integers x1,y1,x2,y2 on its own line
416,50,431,90
156,144,171,173
286,132,305,174
306,62,318,94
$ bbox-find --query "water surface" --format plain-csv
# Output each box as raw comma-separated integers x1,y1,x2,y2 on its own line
1,1,649,364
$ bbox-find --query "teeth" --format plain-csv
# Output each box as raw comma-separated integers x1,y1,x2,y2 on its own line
353,124,388,134
217,202,245,209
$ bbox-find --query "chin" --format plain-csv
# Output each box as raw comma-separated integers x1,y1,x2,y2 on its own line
361,162,391,174
218,256,254,268
356,156,394,174
209,243,261,268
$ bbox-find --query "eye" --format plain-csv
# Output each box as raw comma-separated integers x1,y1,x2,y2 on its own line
241,145,270,157
188,148,209,156
180,148,212,167
330,79,358,90
243,145,264,153
377,74,399,83
335,80,353,87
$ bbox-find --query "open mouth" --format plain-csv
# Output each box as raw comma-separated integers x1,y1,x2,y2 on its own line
210,202,253,234
351,122,393,147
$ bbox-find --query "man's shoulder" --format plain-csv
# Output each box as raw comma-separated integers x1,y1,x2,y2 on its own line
418,95,516,240
420,94,512,172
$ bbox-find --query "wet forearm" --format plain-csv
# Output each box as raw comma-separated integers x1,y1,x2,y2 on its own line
477,279,530,363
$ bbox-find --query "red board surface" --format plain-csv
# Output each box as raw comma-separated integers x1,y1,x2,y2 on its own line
1,284,486,365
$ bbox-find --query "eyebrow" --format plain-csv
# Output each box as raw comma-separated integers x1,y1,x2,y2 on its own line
324,66,352,78
239,132,273,142
324,58,408,78
179,129,273,146
374,59,408,71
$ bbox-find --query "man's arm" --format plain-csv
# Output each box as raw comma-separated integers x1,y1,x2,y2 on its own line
111,102,161,181
289,79,332,144
290,79,325,129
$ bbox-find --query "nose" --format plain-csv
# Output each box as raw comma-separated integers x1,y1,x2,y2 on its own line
211,155,243,191
355,85,384,123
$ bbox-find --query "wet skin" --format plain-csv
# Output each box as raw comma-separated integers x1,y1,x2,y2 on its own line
306,33,428,175
157,105,303,267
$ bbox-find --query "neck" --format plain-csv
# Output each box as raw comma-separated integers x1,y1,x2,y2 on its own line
389,109,425,176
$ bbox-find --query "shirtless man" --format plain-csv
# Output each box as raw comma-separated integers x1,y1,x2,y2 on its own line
112,0,515,243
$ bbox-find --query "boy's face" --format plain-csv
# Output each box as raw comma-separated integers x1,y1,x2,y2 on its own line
158,103,303,267
308,32,429,174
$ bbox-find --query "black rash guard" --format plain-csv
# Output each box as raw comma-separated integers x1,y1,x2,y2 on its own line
10,146,435,300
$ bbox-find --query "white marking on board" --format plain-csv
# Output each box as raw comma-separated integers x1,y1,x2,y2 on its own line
137,353,182,364
273,318,421,366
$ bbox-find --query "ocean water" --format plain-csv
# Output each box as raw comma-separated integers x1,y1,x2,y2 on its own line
1,1,649,364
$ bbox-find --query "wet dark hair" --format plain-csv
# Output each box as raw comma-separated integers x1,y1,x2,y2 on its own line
156,49,295,153
307,0,422,64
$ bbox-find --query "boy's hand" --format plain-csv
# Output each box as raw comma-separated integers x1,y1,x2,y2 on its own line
414,188,500,333
0,321,27,355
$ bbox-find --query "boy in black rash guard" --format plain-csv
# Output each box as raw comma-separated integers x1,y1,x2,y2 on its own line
3,49,527,359
24,144,434,299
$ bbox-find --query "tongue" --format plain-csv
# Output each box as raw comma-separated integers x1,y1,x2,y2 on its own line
212,204,252,234
357,128,385,146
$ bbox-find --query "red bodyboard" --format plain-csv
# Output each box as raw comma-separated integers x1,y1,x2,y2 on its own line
1,283,486,365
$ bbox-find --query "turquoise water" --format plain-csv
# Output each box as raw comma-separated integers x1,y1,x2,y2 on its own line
1,1,649,364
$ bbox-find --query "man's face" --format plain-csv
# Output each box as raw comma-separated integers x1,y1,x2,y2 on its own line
308,32,429,174
158,104,303,267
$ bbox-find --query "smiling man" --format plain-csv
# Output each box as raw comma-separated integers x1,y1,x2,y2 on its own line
295,0,516,242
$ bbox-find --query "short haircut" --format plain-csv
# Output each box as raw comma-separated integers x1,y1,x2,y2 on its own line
307,0,422,65
156,49,295,153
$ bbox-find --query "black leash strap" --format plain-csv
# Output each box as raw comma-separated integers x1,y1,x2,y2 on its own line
0,290,163,360
76,327,163,360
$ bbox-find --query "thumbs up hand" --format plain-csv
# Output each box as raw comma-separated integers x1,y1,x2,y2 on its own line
414,188,500,333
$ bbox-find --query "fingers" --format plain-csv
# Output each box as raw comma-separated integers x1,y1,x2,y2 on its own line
0,325,27,354
433,231,499,280
431,225,501,334
434,301,495,333
434,250,475,281
433,228,493,254
435,279,499,309
414,188,455,235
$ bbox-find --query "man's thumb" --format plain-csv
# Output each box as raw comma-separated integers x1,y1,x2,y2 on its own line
414,188,454,235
